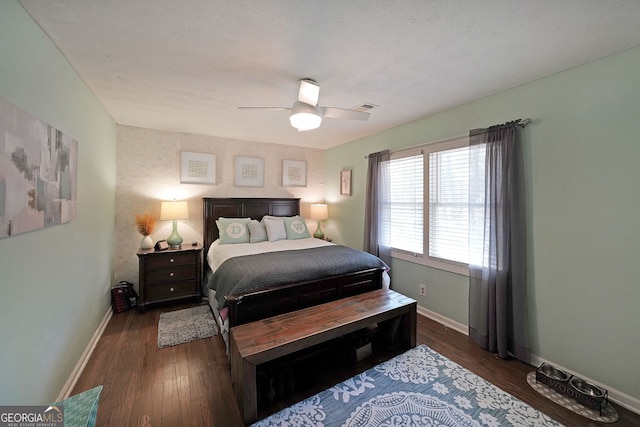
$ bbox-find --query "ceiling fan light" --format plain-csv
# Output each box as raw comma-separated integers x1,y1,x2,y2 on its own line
289,102,322,131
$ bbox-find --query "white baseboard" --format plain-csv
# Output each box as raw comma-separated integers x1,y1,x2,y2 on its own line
56,307,113,401
417,305,468,336
416,306,640,415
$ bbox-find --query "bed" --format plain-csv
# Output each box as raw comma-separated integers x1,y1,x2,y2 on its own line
202,197,389,350
251,344,563,427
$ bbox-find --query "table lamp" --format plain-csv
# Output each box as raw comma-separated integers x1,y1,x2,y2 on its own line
309,203,329,239
160,200,189,248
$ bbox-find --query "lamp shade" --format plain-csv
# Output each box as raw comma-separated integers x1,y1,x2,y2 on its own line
160,201,189,221
309,204,329,220
289,102,322,131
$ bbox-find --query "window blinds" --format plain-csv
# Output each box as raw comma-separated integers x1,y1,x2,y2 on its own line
384,134,482,267
388,152,424,254
428,144,485,265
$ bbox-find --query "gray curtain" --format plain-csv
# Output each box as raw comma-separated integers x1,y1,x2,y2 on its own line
468,122,529,363
364,150,391,267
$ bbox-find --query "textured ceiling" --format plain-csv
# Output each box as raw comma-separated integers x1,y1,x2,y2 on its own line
18,0,640,149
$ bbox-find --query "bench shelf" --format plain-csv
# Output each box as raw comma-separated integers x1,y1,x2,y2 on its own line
229,289,417,424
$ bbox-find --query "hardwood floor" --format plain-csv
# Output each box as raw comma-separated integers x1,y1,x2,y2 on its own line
73,302,640,426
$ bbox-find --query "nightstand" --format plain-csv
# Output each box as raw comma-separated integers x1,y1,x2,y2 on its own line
136,244,202,311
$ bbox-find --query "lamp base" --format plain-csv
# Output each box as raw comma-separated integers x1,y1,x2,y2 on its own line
166,220,183,248
313,220,324,240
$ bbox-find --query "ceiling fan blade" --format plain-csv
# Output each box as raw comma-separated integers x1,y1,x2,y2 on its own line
298,79,320,106
238,106,291,111
321,107,370,121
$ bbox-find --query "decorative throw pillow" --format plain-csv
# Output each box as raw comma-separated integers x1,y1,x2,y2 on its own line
283,215,311,240
264,219,287,242
215,217,250,231
52,385,103,427
248,220,267,243
217,218,251,244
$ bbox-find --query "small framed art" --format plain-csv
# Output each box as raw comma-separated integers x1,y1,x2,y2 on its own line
340,169,352,196
282,160,307,187
181,151,216,184
235,156,265,187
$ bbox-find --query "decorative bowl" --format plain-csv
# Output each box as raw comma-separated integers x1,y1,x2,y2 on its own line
569,376,607,413
538,363,571,382
534,363,608,414
570,377,606,398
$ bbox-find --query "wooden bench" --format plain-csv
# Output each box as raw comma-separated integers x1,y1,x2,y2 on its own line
229,289,417,424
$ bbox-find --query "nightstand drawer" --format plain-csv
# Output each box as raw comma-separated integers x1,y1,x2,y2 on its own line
146,266,196,284
145,251,196,269
146,281,197,301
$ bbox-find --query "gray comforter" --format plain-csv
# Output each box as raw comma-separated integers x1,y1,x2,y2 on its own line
207,245,388,309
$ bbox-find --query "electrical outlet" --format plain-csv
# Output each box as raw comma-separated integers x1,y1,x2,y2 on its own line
419,284,426,296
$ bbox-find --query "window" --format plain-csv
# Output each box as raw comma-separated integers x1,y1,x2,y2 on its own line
386,136,483,274
387,151,423,254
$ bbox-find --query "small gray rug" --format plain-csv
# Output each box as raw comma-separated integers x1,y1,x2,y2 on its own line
157,305,218,349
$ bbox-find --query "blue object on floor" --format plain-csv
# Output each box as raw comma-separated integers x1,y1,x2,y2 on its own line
52,385,103,427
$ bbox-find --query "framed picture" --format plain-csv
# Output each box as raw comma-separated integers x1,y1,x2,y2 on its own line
340,169,352,196
235,156,265,187
180,151,216,184
0,96,78,240
282,160,307,187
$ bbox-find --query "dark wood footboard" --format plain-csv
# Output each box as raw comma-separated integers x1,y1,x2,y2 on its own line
225,267,385,327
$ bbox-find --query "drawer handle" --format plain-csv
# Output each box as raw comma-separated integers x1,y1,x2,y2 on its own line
170,287,174,292
170,258,175,263
169,272,174,277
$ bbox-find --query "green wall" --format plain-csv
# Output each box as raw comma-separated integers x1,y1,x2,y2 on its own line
326,46,640,403
0,1,116,404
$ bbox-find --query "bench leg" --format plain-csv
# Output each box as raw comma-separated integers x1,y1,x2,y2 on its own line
231,339,259,424
242,359,258,424
401,307,417,348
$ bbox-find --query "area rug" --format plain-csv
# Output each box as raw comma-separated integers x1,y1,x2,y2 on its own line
157,305,218,349
526,371,618,423
252,345,563,426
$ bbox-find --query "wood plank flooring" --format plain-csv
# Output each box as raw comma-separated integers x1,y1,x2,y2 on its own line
72,302,640,426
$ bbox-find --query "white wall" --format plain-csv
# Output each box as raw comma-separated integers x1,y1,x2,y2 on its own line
115,125,325,286
0,1,116,404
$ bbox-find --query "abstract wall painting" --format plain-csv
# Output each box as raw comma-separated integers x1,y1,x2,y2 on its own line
0,96,78,239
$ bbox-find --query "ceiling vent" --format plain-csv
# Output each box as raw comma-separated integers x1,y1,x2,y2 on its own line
352,103,378,112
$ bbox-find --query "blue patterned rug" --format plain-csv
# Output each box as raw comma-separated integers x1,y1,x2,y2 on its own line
252,344,562,426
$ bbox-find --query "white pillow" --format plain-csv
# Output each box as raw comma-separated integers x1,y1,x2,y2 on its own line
248,220,268,243
264,219,287,242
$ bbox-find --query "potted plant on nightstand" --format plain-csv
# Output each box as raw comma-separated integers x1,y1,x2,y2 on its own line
135,213,156,249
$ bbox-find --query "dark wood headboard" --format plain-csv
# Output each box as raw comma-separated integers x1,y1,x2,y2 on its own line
202,197,300,258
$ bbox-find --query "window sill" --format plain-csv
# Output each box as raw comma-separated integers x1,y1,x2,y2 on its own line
391,250,469,277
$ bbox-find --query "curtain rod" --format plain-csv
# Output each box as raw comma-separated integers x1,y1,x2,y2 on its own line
364,118,532,158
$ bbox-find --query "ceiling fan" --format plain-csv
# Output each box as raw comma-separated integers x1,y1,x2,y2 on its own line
238,78,371,131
